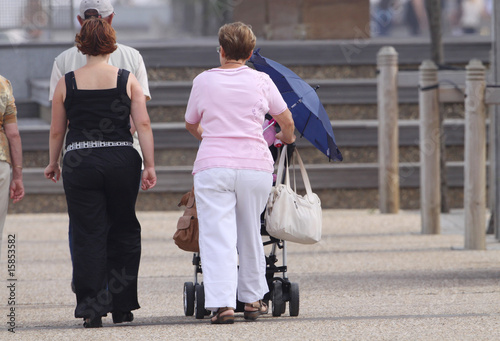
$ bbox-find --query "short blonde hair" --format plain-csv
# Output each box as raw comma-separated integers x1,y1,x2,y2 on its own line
218,22,256,61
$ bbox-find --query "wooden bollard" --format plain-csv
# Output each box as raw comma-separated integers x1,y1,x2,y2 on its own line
464,59,486,250
419,60,441,234
377,46,399,213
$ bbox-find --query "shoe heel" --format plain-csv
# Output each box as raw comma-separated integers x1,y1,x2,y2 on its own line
112,311,134,324
83,316,102,328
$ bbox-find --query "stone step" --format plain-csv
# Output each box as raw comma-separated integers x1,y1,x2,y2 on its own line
19,119,470,152
19,119,472,168
5,36,490,119
9,161,470,212
146,102,465,123
22,145,468,168
20,161,473,196
136,37,490,68
29,70,468,113
8,186,466,213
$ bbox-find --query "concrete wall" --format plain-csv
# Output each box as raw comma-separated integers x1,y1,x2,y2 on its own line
0,43,70,101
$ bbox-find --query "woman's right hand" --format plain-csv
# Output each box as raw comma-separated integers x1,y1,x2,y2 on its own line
272,108,296,145
141,167,157,190
275,131,296,145
44,163,61,183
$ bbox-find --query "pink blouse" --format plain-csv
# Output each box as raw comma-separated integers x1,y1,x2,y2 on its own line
185,66,288,174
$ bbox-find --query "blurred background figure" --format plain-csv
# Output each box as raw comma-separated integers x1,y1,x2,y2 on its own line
460,0,485,34
448,0,464,35
404,0,427,35
23,0,48,40
373,0,397,36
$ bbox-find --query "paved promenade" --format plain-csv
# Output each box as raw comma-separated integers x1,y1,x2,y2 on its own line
1,209,499,340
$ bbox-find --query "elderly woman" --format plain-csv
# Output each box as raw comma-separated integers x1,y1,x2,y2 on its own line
185,22,296,324
44,18,156,328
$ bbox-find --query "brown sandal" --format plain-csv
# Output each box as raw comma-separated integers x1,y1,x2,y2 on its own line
244,300,268,321
210,307,234,324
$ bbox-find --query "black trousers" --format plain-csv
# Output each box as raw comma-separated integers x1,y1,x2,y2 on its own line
62,147,142,319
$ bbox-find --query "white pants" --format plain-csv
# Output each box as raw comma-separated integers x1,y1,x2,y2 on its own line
194,168,272,311
0,162,11,248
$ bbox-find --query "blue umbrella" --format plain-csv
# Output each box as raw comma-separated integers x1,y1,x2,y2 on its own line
249,49,342,161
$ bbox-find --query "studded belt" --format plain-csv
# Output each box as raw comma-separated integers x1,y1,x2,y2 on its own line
66,141,133,152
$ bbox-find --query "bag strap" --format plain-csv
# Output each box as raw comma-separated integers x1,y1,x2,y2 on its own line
294,148,314,196
276,146,313,196
282,147,314,196
275,145,287,185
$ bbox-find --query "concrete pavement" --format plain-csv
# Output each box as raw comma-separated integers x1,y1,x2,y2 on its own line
1,209,499,340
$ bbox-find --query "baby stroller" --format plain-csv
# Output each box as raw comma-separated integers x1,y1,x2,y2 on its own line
182,142,300,319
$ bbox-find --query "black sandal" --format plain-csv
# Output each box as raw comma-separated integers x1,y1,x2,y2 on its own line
83,316,102,328
210,307,234,324
112,311,134,324
244,300,268,321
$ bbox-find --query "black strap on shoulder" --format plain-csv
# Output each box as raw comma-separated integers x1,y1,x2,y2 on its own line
64,71,76,109
117,69,130,95
65,71,77,91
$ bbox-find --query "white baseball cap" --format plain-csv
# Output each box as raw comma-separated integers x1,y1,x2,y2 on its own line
79,0,114,19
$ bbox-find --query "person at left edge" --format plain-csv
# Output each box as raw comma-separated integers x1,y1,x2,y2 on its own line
0,75,25,252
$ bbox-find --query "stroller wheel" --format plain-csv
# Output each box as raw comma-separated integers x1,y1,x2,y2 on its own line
183,282,195,316
289,282,299,316
195,284,206,319
272,281,284,317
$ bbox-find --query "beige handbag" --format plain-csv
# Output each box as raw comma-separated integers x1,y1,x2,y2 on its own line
265,145,322,244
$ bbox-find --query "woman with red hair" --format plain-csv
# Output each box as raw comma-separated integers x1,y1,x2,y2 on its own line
44,18,156,328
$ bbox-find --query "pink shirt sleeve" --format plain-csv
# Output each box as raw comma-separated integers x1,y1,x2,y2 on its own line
265,75,288,116
185,74,203,124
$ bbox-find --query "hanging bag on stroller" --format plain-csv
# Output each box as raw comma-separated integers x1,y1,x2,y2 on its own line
265,145,322,244
174,186,200,252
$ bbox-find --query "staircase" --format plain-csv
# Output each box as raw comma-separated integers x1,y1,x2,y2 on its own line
13,36,492,213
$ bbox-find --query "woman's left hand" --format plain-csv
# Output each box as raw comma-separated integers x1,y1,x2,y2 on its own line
44,163,61,183
9,179,24,203
275,131,296,145
141,167,157,190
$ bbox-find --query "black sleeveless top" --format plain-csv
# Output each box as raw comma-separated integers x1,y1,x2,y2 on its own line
64,69,133,147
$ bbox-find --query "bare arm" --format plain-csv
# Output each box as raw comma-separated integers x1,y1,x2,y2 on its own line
130,117,137,135
4,123,24,203
44,77,67,183
186,121,203,141
49,60,63,101
128,74,156,190
271,108,296,144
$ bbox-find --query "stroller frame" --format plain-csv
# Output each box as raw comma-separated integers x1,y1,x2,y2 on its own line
182,222,300,319
182,142,300,319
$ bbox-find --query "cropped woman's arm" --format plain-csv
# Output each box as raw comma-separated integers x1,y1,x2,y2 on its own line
271,108,296,145
186,122,203,141
129,74,157,190
5,122,24,203
44,77,67,183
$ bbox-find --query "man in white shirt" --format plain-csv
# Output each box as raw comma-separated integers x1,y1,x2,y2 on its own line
49,0,150,101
